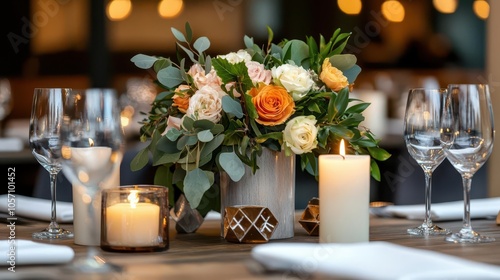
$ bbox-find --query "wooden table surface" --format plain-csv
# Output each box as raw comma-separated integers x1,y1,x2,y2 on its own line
1,214,500,279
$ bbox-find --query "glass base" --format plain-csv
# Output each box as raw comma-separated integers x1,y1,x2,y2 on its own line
407,224,451,236
445,230,496,243
32,228,74,240
63,255,122,274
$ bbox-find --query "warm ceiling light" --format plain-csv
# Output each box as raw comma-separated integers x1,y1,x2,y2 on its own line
106,0,132,21
433,0,458,14
381,0,405,23
158,0,184,18
473,0,489,20
337,0,362,15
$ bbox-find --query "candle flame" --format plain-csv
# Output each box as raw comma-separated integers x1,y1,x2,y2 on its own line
89,138,95,147
340,139,346,157
128,190,139,208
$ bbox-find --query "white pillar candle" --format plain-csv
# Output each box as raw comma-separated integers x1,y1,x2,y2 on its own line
106,202,160,247
319,140,370,243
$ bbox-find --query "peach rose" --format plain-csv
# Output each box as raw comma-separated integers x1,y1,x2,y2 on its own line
188,63,222,91
319,58,349,92
172,85,191,113
249,84,295,126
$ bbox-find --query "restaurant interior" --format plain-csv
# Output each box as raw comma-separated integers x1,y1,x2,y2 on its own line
3,1,500,279
0,0,498,209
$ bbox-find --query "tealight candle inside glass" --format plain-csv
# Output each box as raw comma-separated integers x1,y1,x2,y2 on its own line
101,185,169,252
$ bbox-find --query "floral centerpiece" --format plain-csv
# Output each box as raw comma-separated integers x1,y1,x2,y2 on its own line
130,23,390,216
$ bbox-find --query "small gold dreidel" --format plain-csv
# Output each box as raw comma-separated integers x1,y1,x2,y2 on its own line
223,205,278,243
299,197,320,236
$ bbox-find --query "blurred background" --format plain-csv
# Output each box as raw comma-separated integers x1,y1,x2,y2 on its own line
0,0,498,209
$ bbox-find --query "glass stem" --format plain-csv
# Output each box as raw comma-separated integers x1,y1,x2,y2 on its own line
423,171,433,227
48,172,60,231
461,176,473,232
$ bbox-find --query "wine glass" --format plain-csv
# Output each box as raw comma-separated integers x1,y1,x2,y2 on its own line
403,88,451,236
440,84,495,243
29,88,74,240
0,79,13,137
60,88,124,273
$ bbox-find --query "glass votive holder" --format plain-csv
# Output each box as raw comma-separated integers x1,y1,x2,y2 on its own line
101,185,169,252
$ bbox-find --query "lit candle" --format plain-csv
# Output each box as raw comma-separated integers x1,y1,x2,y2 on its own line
105,191,160,247
319,139,370,243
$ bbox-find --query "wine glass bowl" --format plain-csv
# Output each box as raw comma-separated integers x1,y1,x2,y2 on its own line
441,84,495,243
404,88,451,236
60,88,123,273
29,88,73,240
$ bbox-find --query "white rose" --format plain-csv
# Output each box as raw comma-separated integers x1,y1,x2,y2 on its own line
246,61,272,85
283,116,318,154
186,85,224,123
272,64,314,101
218,49,252,64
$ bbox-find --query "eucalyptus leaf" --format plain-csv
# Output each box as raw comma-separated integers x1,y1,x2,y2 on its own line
171,27,187,43
166,128,182,141
244,35,254,49
193,36,210,54
176,43,196,62
200,134,224,158
157,136,181,154
130,148,150,171
130,54,157,69
193,119,215,130
185,22,192,42
157,66,183,88
153,58,172,73
182,116,194,130
153,151,181,166
211,124,224,135
218,152,245,181
343,64,362,84
198,130,214,142
184,168,211,208
282,39,309,67
329,54,357,71
222,95,243,118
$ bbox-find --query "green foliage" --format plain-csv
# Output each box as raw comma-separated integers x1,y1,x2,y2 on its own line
130,22,391,216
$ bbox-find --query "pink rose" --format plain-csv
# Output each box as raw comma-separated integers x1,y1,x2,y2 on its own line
246,61,272,85
187,63,222,91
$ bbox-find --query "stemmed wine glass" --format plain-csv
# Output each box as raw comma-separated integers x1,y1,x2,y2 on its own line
440,84,495,243
60,88,123,273
0,79,13,136
403,88,451,236
29,88,73,239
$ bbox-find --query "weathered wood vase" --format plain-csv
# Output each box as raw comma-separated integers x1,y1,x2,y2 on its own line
220,148,295,239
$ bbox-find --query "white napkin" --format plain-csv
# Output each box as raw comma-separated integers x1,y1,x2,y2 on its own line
371,197,500,221
0,195,73,222
0,137,23,152
0,239,74,266
251,242,500,279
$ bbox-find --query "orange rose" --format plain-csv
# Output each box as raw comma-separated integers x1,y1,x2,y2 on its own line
249,84,295,126
172,85,191,113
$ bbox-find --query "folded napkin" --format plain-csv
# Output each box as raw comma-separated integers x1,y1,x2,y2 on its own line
371,197,500,221
0,195,73,223
252,242,500,279
0,240,74,266
0,137,23,152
